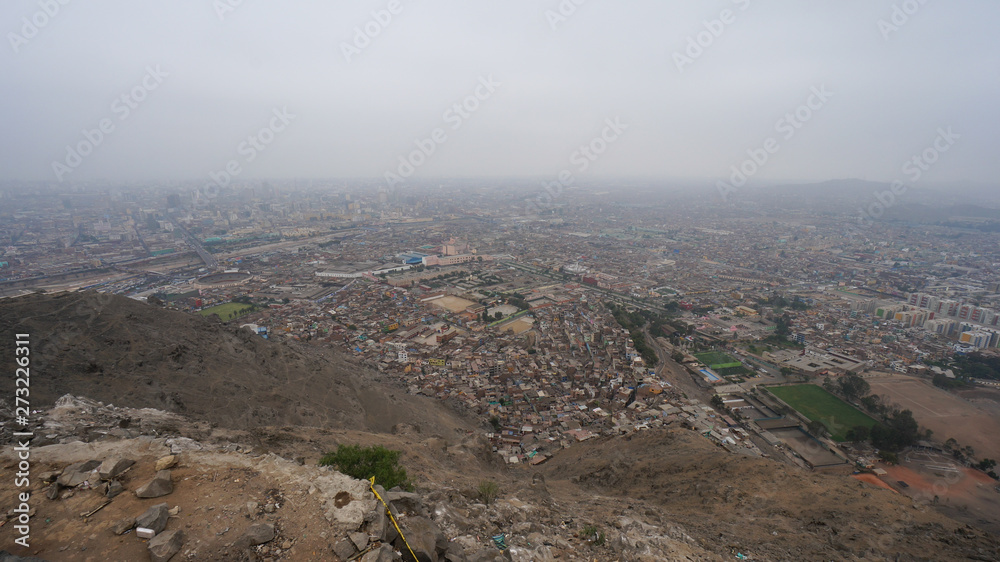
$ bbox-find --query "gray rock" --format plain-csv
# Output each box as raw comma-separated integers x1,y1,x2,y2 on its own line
56,460,101,487
387,492,427,517
332,538,357,560
112,516,135,535
98,457,135,480
105,480,124,498
46,483,62,500
136,503,170,534
365,505,389,541
349,531,369,551
443,546,469,562
135,470,173,498
394,516,446,562
241,522,275,546
148,529,183,562
361,544,400,562
38,471,59,483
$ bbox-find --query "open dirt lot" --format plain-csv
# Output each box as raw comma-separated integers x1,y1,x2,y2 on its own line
428,295,476,313
867,375,1000,460
879,458,1000,535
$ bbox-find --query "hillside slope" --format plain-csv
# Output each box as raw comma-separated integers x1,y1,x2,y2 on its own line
539,430,1000,561
0,291,471,436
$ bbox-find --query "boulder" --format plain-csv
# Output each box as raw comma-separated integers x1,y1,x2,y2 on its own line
57,460,101,487
105,480,124,498
386,491,428,517
154,455,177,471
332,538,357,560
240,522,275,546
136,503,170,534
112,516,135,535
361,544,401,562
349,531,369,551
98,457,135,480
395,516,447,562
136,470,173,498
148,529,183,562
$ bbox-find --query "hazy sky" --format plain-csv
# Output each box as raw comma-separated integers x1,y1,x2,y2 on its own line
2,1,998,187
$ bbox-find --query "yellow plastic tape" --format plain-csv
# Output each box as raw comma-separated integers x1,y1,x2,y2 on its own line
369,477,418,562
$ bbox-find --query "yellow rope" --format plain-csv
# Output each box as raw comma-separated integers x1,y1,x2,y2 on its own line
369,477,419,562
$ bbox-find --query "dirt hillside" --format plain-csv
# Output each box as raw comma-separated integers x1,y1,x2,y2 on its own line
0,291,471,436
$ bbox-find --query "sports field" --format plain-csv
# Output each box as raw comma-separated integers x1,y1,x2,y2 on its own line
198,302,256,321
694,351,741,369
767,384,877,441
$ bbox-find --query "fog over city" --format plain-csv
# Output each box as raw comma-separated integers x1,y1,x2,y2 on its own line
2,0,999,186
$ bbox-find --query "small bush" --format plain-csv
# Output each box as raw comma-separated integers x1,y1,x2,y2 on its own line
319,445,413,491
581,525,605,545
477,480,500,505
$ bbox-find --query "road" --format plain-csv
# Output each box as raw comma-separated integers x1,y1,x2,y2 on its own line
643,327,712,402
167,214,218,269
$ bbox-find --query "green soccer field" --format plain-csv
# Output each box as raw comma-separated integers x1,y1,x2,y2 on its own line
694,351,740,368
197,302,256,321
767,384,878,441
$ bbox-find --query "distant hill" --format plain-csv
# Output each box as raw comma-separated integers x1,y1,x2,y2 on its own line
0,291,472,435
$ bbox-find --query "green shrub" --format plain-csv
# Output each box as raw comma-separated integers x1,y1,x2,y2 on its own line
477,480,500,505
319,445,413,491
581,525,606,545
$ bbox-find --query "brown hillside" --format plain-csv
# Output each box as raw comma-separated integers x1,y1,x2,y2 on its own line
0,291,471,436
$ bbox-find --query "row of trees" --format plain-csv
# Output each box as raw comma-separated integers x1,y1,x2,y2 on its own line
607,303,660,367
824,374,922,452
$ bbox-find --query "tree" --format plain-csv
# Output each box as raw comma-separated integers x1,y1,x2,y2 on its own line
845,425,870,443
494,311,503,320
870,409,919,452
775,313,792,337
710,395,725,409
671,351,685,363
822,376,837,393
977,459,997,472
839,374,870,402
807,420,828,437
